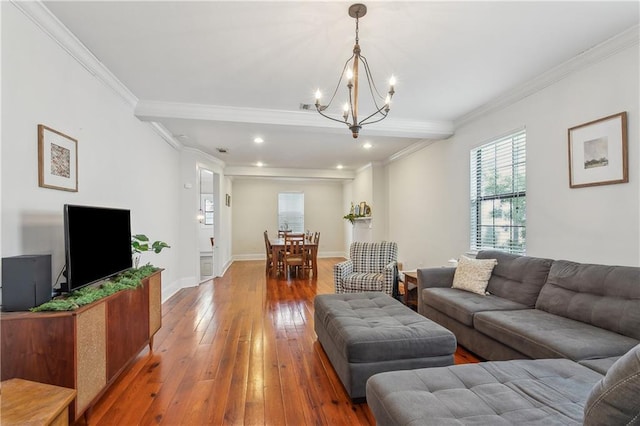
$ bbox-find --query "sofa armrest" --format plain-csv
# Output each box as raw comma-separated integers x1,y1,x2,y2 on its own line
417,267,456,290
383,261,398,296
417,267,455,315
333,260,354,293
335,259,354,278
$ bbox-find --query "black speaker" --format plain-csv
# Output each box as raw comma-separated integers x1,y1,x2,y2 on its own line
2,255,52,311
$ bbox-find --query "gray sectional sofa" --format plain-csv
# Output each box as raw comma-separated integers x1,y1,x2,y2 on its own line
365,251,640,425
417,250,640,364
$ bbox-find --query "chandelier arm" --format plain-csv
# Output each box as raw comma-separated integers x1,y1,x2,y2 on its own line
358,105,388,126
359,55,387,100
316,106,350,125
359,56,387,115
325,54,356,110
360,113,388,126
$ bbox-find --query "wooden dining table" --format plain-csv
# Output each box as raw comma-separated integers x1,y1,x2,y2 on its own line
269,238,318,278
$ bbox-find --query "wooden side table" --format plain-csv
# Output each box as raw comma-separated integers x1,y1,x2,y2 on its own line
401,271,418,309
1,378,76,425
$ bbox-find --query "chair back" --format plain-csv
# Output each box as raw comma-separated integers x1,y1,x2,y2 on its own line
313,232,320,244
284,233,306,263
264,230,272,254
350,241,398,273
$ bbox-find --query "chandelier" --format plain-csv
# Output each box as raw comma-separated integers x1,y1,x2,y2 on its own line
315,3,396,139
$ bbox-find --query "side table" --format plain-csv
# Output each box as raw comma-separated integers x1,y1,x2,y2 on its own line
1,378,76,425
402,271,418,309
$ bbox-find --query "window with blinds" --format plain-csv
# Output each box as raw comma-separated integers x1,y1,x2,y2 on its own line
470,129,526,255
278,192,304,233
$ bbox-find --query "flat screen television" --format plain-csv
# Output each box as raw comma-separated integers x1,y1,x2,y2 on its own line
63,204,132,292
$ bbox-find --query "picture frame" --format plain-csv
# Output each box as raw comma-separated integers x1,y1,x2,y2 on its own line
568,112,628,188
225,194,231,207
38,124,78,192
359,201,367,215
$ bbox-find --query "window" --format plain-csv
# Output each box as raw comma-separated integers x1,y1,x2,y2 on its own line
278,192,304,233
470,129,526,254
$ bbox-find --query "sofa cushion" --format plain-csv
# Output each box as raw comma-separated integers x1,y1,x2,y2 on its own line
583,344,640,425
366,358,602,426
452,255,497,295
423,287,529,327
474,309,639,361
535,260,640,340
477,250,553,307
578,356,622,375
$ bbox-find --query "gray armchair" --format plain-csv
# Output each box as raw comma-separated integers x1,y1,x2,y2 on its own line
334,241,398,295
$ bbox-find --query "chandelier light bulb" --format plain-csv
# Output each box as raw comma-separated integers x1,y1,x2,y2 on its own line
343,102,350,112
389,75,396,87
315,89,322,101
385,95,391,105
346,69,354,80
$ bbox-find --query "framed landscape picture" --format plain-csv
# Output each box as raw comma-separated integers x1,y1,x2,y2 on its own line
568,112,628,188
38,124,78,192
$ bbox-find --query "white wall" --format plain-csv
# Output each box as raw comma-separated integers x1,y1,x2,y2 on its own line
1,3,182,298
388,44,640,268
231,178,345,258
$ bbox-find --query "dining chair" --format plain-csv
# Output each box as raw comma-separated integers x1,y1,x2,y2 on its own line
306,232,320,275
278,230,291,238
263,230,281,275
283,233,307,278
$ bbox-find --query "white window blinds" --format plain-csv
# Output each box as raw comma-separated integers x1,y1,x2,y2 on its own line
278,192,304,233
470,129,526,255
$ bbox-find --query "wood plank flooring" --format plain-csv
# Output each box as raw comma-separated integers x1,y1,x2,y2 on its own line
75,258,480,425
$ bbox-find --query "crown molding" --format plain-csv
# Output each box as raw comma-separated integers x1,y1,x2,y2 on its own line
182,147,227,168
455,24,640,128
13,1,139,109
135,100,454,140
386,139,440,164
147,122,183,150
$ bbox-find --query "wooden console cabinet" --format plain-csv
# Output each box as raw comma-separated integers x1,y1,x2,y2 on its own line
1,270,162,423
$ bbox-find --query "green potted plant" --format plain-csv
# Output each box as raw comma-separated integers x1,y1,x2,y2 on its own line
131,234,170,268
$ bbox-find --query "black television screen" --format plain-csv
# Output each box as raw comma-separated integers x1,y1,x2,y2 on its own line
63,204,132,292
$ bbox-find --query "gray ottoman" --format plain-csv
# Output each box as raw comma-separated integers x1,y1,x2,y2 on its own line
314,292,457,401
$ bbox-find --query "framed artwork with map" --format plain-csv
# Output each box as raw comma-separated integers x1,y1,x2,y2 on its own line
38,124,78,192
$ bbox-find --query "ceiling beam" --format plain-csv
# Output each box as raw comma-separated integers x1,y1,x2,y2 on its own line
134,100,454,140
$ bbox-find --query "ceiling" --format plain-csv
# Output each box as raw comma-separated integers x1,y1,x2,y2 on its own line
42,1,639,175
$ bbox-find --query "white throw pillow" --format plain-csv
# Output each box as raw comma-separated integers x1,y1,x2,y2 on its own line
451,255,497,295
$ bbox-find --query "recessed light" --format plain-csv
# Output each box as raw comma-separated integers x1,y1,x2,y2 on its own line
337,164,344,169
256,162,264,167
254,137,264,144
363,142,372,149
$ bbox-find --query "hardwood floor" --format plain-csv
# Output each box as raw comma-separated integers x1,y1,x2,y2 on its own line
76,258,480,425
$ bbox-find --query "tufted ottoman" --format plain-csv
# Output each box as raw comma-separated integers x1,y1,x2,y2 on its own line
314,292,457,401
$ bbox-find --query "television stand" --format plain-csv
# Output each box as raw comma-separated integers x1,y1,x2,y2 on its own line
0,270,163,423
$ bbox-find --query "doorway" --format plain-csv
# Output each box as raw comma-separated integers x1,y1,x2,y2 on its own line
199,168,215,281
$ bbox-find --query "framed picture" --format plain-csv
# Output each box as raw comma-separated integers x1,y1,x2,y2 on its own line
568,112,628,188
225,194,231,207
38,124,78,192
359,201,367,215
